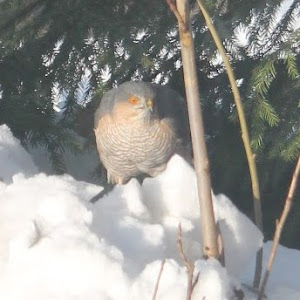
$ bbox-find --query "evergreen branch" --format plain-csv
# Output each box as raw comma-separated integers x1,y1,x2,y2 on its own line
268,141,285,159
253,60,276,97
284,52,299,79
196,0,263,289
257,98,280,127
48,149,66,174
262,0,299,56
249,95,280,153
251,134,264,151
251,107,266,151
265,4,282,37
246,13,264,57
0,0,48,36
267,118,300,160
281,127,300,161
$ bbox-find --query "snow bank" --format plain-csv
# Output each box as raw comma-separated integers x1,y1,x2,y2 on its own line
0,173,129,300
0,124,298,300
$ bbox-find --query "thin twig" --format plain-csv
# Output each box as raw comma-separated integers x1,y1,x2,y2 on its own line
216,221,225,267
196,0,263,289
165,0,187,32
192,272,200,290
177,223,196,300
177,224,192,268
257,155,300,300
152,259,166,300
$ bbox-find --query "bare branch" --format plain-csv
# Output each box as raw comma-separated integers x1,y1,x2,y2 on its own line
177,224,192,269
192,272,200,290
165,0,187,32
258,155,300,300
152,259,166,300
216,222,225,267
171,0,219,260
196,0,263,288
177,224,197,300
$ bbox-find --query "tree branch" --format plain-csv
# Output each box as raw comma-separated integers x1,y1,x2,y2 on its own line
171,0,219,260
258,155,300,300
152,259,166,300
166,0,187,32
196,0,263,289
177,223,197,300
0,0,48,36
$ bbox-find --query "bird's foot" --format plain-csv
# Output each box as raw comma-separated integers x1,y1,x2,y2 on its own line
107,172,126,185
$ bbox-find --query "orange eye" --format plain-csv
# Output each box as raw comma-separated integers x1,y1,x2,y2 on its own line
129,96,140,105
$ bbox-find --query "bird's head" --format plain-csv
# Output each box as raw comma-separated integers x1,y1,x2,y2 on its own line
112,82,157,122
127,95,154,120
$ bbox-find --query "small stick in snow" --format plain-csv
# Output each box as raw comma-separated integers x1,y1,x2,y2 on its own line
152,259,166,300
258,155,300,300
192,272,200,291
177,223,197,300
216,221,225,267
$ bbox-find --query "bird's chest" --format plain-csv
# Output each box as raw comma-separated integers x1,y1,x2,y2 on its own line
115,119,175,160
97,116,176,163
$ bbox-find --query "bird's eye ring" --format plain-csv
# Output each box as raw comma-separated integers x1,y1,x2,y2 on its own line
129,96,140,105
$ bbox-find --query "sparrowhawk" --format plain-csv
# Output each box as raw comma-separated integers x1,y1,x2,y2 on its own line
94,81,191,185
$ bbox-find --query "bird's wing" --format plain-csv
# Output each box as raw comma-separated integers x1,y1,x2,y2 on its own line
151,84,192,162
153,84,190,142
94,88,117,128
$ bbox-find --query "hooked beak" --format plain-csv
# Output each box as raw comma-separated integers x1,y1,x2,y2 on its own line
146,99,153,112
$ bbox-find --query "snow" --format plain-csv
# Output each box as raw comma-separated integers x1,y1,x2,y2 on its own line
0,124,299,299
242,241,300,300
193,259,236,300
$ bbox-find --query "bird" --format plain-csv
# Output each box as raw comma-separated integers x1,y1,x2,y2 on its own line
94,81,191,186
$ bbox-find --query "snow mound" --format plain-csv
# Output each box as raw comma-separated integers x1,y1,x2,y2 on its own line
92,155,263,277
0,173,129,300
131,259,187,300
0,124,298,300
193,259,237,300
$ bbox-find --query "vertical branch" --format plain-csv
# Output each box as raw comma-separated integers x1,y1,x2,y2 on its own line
196,0,263,289
167,0,219,260
177,224,197,300
152,259,166,300
258,155,300,300
216,221,225,266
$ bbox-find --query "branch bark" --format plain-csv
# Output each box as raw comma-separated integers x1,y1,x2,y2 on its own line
196,0,263,288
257,155,300,300
169,0,219,259
152,259,166,300
177,224,198,300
